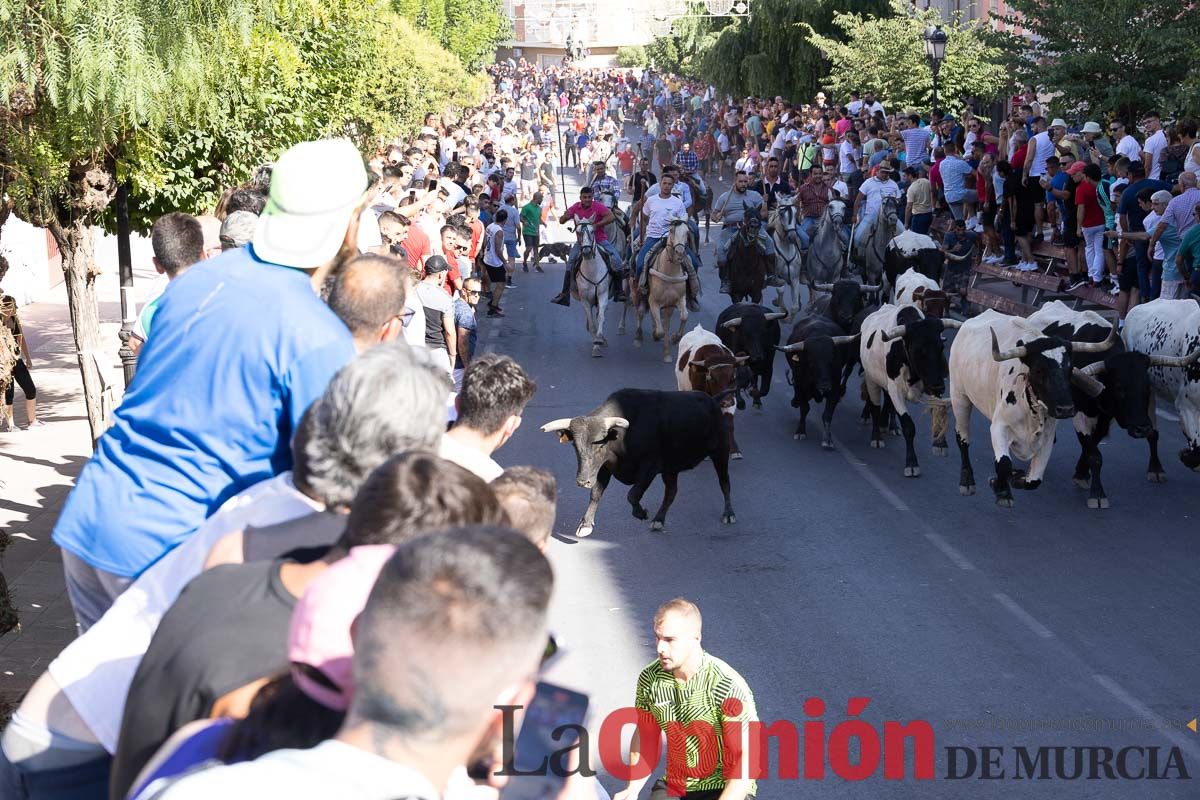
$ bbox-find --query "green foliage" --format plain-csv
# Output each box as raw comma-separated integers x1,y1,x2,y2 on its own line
616,45,648,68
698,0,892,102
121,1,488,230
646,36,681,73
802,0,1007,112
393,0,509,72
991,0,1200,122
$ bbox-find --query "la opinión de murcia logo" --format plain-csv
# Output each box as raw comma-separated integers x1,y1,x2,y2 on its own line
496,697,1193,793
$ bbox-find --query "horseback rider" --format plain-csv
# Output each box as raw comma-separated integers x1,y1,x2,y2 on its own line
550,185,622,307
634,172,702,312
752,155,794,288
851,161,904,251
712,170,774,295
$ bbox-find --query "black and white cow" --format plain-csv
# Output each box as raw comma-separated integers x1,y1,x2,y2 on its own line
716,303,786,410
885,230,943,296
541,389,735,536
860,304,961,477
776,315,859,449
1123,299,1200,473
1030,301,1199,507
949,310,1115,507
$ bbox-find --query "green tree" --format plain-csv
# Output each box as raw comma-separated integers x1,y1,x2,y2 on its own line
698,0,892,102
616,46,648,68
0,0,276,441
394,0,509,72
0,0,487,442
992,0,1200,122
802,0,1007,112
646,36,681,73
443,0,510,72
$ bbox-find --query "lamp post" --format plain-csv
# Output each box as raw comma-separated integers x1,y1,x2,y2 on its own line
923,24,948,115
114,182,137,386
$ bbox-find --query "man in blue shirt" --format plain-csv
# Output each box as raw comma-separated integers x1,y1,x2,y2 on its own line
938,141,976,221
52,139,362,630
1117,161,1176,297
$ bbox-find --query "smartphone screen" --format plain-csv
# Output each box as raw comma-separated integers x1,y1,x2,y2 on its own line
500,682,589,800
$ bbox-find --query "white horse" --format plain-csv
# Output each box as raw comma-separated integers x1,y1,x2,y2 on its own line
623,218,691,362
573,219,610,358
769,193,804,319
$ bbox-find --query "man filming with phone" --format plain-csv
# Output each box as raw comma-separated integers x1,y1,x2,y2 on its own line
615,599,757,800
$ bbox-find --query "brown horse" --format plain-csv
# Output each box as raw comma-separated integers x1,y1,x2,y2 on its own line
728,216,768,305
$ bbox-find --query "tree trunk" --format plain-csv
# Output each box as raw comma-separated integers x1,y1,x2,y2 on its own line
56,222,108,445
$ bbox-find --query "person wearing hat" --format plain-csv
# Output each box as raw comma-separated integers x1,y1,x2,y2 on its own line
852,160,905,250
1081,121,1114,174
49,139,362,633
415,255,458,376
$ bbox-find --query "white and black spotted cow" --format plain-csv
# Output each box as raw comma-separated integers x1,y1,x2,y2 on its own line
1122,299,1200,473
949,310,1115,507
885,230,943,298
1030,301,1200,508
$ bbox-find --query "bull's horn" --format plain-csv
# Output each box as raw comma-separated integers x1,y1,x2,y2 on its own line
1070,370,1106,398
540,418,574,433
734,355,750,365
941,318,963,330
925,396,952,407
601,416,630,430
689,359,711,369
775,342,806,353
881,324,907,341
764,312,787,321
1080,361,1107,377
721,317,743,329
991,329,1026,362
813,283,835,292
831,334,860,346
1149,348,1200,368
1073,324,1119,353
860,284,882,292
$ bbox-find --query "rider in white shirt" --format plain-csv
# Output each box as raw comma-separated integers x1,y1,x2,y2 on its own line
852,163,905,248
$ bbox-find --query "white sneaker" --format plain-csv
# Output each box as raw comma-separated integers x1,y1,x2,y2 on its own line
1109,284,1121,296
984,254,1004,264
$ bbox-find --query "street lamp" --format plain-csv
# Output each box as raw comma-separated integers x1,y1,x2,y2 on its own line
923,24,948,114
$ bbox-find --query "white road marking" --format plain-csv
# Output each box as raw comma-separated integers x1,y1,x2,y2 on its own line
1094,674,1200,761
831,435,910,512
924,533,976,571
992,592,1055,639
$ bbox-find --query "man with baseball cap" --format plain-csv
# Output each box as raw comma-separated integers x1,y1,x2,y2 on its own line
51,138,364,632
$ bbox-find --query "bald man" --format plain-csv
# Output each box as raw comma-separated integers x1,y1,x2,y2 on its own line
325,254,408,352
615,599,758,800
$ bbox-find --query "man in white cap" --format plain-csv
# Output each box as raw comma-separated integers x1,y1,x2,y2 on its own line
50,138,364,631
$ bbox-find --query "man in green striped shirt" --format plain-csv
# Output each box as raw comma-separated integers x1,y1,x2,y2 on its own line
615,599,757,800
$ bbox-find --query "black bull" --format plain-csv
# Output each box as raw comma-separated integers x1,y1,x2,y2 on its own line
541,389,736,536
717,303,785,410
777,315,860,450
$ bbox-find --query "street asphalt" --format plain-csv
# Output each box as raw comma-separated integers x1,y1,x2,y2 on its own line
487,125,1199,798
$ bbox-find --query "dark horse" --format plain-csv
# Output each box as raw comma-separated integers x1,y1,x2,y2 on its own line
728,214,768,304
677,172,713,243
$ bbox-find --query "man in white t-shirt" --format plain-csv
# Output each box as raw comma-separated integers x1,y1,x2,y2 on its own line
1141,112,1168,181
1112,120,1142,164
852,163,905,248
1022,117,1057,236
633,173,695,306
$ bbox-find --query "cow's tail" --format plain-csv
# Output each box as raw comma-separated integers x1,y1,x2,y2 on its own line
926,402,950,443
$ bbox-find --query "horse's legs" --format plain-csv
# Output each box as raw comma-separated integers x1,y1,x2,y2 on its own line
649,300,665,342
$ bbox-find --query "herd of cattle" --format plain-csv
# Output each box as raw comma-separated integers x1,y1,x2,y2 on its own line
542,268,1200,534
